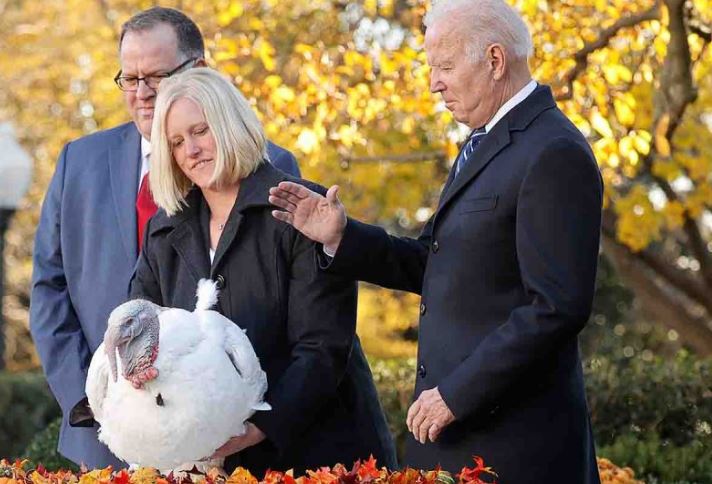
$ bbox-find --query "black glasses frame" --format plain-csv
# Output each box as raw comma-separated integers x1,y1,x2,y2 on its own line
114,58,197,92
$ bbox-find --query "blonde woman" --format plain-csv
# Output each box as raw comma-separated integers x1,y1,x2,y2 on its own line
129,68,396,475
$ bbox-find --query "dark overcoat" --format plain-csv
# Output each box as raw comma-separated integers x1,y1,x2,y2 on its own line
129,162,396,476
325,85,603,483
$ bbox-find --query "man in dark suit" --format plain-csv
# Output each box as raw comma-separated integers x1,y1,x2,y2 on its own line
269,0,602,482
30,7,300,469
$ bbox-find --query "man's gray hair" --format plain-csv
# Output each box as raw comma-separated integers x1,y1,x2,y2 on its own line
119,7,205,60
424,0,533,63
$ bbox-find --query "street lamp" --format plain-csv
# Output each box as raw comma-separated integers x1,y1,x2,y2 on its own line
0,122,32,370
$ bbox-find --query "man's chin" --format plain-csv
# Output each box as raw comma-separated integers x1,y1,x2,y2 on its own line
134,120,153,140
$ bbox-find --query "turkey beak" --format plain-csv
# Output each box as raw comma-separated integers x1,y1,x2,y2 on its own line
103,322,127,383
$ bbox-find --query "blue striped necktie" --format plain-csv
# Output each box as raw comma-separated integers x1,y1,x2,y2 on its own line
455,127,487,176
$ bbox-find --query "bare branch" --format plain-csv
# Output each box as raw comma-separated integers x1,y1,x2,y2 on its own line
341,151,446,164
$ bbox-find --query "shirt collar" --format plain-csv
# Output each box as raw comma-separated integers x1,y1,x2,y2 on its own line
484,79,538,133
140,136,151,181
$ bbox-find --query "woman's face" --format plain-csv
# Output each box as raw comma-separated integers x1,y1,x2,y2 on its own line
165,97,218,189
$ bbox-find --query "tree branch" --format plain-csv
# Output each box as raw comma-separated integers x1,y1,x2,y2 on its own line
341,150,446,165
602,209,712,314
556,1,662,101
602,233,712,356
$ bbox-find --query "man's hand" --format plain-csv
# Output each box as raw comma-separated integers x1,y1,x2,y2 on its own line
208,423,266,459
406,387,455,444
269,182,347,254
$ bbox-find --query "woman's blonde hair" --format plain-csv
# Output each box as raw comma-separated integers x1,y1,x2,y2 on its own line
150,67,266,215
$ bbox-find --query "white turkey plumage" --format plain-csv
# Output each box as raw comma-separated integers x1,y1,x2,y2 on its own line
86,279,270,472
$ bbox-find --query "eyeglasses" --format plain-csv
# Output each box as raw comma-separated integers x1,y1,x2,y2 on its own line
114,58,197,92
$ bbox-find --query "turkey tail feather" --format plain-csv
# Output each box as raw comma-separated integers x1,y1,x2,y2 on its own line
195,279,219,311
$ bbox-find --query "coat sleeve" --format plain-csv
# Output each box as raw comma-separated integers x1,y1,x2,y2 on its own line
438,137,603,420
266,141,301,177
320,216,432,295
248,226,355,453
30,143,93,418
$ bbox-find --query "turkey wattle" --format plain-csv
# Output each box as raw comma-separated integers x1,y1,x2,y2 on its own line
86,279,270,471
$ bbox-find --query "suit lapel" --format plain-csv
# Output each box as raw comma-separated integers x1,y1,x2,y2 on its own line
169,222,211,284
437,118,511,213
109,124,141,263
435,84,557,218
165,192,211,284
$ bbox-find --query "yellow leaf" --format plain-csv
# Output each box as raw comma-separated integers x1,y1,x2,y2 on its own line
264,75,282,88
655,115,671,157
632,131,651,155
614,98,635,127
296,128,319,154
227,467,257,484
129,468,159,484
591,111,614,138
257,40,276,72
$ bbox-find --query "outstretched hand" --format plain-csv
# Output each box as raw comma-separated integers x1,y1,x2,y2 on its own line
269,182,347,254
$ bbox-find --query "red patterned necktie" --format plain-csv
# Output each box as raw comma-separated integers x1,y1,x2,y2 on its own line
136,172,158,251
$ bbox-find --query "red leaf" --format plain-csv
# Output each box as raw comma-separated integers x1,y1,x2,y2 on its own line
457,456,497,484
112,469,130,484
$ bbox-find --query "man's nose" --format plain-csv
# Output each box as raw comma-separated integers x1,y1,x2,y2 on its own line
135,79,155,100
430,73,444,93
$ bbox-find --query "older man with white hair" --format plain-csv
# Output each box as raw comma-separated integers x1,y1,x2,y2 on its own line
270,0,602,482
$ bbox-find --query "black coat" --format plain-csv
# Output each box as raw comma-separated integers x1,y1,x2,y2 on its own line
130,163,396,476
325,85,602,483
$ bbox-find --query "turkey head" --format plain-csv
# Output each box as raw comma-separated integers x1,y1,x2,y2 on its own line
104,299,162,389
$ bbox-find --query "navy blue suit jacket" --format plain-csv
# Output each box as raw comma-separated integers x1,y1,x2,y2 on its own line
325,85,602,483
30,121,299,468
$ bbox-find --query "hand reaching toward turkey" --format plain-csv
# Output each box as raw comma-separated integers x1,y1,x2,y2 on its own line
208,423,266,459
269,182,347,254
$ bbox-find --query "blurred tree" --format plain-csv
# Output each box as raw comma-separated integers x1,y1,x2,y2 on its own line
1,0,711,367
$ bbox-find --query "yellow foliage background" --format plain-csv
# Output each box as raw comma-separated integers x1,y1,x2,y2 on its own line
1,0,711,366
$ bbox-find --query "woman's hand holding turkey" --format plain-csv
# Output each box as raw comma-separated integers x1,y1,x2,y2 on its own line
208,423,266,459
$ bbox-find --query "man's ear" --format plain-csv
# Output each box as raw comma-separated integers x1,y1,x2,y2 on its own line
487,44,506,81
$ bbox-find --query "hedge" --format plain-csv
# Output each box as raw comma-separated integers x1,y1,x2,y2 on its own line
0,372,60,460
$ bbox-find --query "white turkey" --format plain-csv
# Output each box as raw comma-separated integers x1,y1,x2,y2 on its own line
86,279,270,472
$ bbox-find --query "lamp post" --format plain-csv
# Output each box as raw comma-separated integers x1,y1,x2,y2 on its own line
0,123,32,370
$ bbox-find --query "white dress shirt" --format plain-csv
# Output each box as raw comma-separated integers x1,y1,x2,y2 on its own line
140,136,151,184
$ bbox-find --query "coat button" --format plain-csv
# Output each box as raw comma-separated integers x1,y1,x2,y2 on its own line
215,274,226,290
432,240,439,253
420,303,426,315
417,364,427,378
